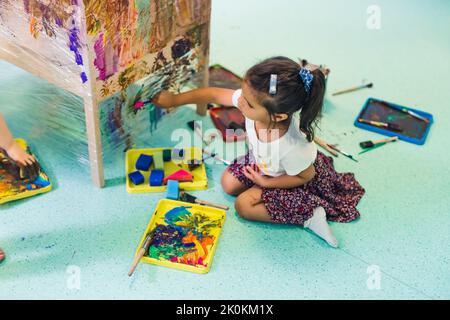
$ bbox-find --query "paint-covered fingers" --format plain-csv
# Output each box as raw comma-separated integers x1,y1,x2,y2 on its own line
151,91,176,109
6,143,35,167
23,161,41,181
23,153,36,166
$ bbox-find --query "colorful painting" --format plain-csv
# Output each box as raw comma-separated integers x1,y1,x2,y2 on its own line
84,0,210,99
0,0,211,183
139,200,225,273
0,0,87,95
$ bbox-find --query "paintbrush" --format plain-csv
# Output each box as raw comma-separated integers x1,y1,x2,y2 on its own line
128,232,153,277
359,136,398,149
180,191,229,210
202,148,231,166
187,120,214,146
314,137,339,157
328,145,358,162
358,142,390,155
388,105,429,123
358,119,403,132
332,83,373,96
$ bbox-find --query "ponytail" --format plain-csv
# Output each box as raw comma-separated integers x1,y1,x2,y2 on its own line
299,69,326,142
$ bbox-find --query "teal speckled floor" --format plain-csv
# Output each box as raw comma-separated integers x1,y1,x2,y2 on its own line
1,0,450,299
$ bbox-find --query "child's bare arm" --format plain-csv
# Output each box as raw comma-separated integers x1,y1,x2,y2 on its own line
0,113,35,166
0,113,15,151
152,87,235,109
243,164,316,189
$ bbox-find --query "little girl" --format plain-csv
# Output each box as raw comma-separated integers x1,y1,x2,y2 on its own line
0,113,36,263
153,56,365,247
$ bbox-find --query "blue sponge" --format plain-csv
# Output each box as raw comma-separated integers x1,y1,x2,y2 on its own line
128,171,145,185
149,170,164,186
136,154,153,171
166,180,179,200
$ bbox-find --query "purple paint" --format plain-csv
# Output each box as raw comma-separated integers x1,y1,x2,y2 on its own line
80,72,88,83
23,0,30,14
171,38,192,60
68,27,84,66
94,34,107,81
55,16,63,27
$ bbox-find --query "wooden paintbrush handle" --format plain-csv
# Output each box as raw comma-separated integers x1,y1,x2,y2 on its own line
374,136,398,145
314,137,339,157
195,199,229,210
332,86,359,96
128,249,145,277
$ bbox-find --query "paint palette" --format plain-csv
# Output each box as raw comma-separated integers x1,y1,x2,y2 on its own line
209,106,246,142
207,64,246,142
208,64,243,90
125,147,207,193
136,199,226,274
0,139,52,205
355,98,433,145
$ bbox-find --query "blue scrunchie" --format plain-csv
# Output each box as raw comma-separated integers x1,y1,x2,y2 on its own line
299,68,314,95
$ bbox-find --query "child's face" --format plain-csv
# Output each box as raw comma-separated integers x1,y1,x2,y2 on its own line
238,82,271,123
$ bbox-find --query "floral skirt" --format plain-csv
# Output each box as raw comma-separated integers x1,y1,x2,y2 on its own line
227,151,365,226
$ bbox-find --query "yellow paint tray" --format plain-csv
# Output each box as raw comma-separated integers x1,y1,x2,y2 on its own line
125,147,207,193
135,199,226,274
0,139,52,205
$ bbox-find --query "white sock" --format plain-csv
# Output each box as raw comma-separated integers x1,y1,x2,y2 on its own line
304,207,339,248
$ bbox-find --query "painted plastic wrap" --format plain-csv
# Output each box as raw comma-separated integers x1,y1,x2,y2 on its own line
0,0,211,172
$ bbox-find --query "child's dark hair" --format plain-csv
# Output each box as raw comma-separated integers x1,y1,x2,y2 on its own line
245,56,326,142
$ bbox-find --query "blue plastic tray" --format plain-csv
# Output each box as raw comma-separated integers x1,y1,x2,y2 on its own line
354,98,433,145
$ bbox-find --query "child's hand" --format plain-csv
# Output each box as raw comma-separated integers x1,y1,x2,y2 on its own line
152,91,176,109
243,164,269,188
6,142,35,166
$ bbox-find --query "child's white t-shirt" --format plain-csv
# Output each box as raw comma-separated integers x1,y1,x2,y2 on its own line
232,89,317,177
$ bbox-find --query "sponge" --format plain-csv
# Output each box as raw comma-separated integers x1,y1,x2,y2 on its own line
128,171,145,185
153,151,164,170
163,149,172,162
149,170,164,186
135,154,153,171
166,180,179,200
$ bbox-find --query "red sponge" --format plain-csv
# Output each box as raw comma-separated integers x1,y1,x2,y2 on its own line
163,170,193,184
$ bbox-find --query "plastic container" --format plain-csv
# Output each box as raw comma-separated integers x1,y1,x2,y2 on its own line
125,147,207,193
135,199,226,274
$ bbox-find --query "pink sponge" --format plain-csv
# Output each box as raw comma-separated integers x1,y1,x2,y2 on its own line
163,170,193,184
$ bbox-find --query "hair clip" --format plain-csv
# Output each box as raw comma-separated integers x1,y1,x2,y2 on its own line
269,74,277,95
299,68,314,95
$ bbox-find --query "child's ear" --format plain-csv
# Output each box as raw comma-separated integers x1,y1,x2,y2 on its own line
273,113,289,123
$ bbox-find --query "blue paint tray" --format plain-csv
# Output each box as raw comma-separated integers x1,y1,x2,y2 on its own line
354,98,433,145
